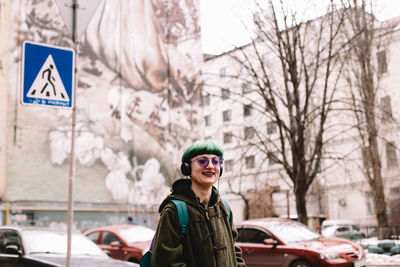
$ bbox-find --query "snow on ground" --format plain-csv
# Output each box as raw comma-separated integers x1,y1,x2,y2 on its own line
359,238,400,247
366,253,400,265
357,238,400,265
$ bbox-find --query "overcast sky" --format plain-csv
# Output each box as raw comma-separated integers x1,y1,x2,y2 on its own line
200,0,400,55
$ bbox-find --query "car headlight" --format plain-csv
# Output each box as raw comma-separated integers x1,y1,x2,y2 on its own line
319,252,341,260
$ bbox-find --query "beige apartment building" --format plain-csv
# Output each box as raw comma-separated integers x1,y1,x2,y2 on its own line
200,16,400,228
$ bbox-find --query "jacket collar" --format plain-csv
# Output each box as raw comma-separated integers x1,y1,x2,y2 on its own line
159,178,219,212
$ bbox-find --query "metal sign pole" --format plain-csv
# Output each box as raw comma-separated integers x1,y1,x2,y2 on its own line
66,1,78,266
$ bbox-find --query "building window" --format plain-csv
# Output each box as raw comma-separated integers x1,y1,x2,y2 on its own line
262,53,270,65
220,67,227,78
264,100,272,111
224,159,233,172
242,82,251,94
245,155,255,168
223,132,233,144
244,126,255,139
389,187,400,199
355,104,366,124
223,110,231,122
317,160,322,173
239,65,247,74
268,152,279,165
202,93,210,106
381,95,392,121
204,115,211,127
386,142,398,167
362,146,371,169
365,191,374,215
377,50,387,74
221,88,230,100
267,121,277,134
244,104,252,117
388,186,400,202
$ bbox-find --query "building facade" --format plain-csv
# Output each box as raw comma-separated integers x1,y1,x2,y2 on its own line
0,0,203,231
201,15,400,228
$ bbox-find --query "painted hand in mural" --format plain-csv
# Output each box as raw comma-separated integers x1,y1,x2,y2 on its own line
8,0,202,205
84,0,202,101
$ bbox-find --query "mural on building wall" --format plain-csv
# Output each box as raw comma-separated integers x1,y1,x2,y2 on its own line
8,0,202,204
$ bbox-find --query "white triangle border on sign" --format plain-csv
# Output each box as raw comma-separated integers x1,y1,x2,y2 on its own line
26,54,70,102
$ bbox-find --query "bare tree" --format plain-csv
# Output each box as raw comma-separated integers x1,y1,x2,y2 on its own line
342,0,399,229
205,0,352,225
224,147,255,220
224,148,279,220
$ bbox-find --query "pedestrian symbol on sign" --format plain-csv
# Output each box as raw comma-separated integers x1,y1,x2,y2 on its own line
26,54,70,102
21,41,74,108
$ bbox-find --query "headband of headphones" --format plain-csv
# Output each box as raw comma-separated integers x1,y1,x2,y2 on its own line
181,140,224,177
181,140,224,163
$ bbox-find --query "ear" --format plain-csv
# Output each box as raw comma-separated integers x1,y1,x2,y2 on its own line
181,162,191,176
219,166,223,177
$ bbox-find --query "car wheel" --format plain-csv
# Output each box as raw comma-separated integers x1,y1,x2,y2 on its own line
290,260,311,267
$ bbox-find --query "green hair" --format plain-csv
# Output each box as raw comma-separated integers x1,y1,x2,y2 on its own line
181,140,224,163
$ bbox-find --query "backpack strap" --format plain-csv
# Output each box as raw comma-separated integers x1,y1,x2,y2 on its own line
170,199,189,238
221,198,231,222
140,200,189,267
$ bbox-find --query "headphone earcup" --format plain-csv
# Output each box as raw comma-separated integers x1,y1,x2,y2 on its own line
181,162,191,176
219,166,223,177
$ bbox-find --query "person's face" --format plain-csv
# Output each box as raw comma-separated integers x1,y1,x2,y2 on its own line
190,154,223,189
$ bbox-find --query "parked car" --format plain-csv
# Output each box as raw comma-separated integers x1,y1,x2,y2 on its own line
0,226,138,267
321,220,366,240
84,224,155,263
236,218,366,267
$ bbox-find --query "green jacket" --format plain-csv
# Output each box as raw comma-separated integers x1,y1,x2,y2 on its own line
152,179,246,267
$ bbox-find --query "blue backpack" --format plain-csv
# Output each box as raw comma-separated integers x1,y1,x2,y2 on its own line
140,198,231,267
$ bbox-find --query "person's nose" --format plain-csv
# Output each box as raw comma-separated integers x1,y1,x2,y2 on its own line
206,159,214,168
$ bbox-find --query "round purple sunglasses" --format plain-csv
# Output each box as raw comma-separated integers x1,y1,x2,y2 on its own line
191,156,224,168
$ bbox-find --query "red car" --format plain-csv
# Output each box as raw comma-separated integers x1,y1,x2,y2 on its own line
84,224,154,263
236,218,366,267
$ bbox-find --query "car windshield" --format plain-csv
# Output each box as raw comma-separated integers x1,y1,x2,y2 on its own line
117,227,155,243
322,224,334,230
23,230,107,257
268,221,320,243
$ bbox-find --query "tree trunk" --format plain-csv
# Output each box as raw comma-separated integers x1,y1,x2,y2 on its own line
371,169,389,239
364,76,389,230
369,138,388,229
294,183,308,225
241,195,250,220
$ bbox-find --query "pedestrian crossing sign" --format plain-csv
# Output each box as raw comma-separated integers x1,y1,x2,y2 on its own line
21,41,75,108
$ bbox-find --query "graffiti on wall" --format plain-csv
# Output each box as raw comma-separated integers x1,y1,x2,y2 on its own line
8,210,160,232
8,0,202,204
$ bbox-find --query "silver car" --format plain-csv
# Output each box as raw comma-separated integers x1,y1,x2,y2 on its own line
0,226,139,267
321,220,366,240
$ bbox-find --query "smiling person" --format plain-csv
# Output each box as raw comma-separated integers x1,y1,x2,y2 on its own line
152,140,246,267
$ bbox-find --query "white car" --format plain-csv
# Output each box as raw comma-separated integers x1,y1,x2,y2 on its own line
321,220,366,240
0,226,139,267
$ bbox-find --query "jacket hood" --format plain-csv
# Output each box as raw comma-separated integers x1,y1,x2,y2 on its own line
158,178,220,212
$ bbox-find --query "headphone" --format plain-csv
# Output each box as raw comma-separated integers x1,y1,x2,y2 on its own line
181,161,223,177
